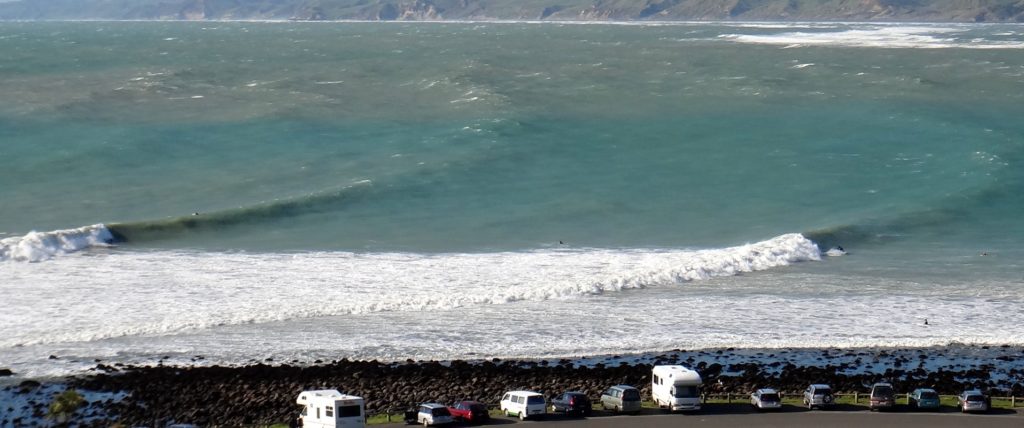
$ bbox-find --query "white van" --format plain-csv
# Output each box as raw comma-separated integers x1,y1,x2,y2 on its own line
651,365,702,412
500,390,546,420
295,390,365,428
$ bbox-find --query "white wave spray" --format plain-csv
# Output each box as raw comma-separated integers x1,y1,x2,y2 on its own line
1,233,819,347
0,224,113,262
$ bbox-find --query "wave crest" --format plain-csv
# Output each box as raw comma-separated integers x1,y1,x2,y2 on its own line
2,233,820,346
0,224,113,262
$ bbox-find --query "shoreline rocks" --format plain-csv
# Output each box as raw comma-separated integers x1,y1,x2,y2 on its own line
4,345,1023,427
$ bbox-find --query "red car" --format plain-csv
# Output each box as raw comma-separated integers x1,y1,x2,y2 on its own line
447,401,490,424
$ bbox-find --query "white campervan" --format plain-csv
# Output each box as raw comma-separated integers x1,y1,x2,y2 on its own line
296,390,365,428
651,365,702,412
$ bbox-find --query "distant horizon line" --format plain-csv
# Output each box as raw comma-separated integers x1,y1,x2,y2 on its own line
0,18,1011,25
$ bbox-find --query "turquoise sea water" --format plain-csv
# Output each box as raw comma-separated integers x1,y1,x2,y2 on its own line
1,21,1023,377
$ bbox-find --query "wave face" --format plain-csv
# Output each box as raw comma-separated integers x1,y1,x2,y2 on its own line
3,21,1023,254
1,233,819,348
0,224,113,262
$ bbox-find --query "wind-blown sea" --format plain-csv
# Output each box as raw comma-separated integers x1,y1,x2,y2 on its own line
2,21,1023,379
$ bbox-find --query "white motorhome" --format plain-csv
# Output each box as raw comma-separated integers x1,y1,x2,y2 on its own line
651,365,702,412
295,390,365,428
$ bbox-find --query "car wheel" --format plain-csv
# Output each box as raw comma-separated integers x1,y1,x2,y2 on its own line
422,420,429,427
519,411,526,421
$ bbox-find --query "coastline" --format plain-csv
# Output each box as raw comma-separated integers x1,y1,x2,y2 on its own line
3,344,1022,426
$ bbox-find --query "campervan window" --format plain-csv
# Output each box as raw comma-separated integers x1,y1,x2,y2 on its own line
337,405,361,417
672,386,699,398
326,406,334,417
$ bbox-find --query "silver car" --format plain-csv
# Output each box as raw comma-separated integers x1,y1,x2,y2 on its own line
802,384,834,409
958,390,989,413
750,388,782,411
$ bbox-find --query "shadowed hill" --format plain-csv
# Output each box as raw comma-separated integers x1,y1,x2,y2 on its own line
1,0,1024,22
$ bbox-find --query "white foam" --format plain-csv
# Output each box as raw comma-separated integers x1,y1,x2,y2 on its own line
824,247,847,257
720,26,1024,49
0,233,818,348
0,224,113,262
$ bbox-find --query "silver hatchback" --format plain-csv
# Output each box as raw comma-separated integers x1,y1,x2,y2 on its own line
802,384,834,409
958,390,989,413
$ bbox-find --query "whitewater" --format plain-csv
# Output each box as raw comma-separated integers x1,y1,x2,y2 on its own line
2,21,1024,379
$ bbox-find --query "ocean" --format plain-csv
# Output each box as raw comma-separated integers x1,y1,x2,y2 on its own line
2,20,1023,379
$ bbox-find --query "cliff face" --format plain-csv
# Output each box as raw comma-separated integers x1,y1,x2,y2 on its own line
1,0,1023,22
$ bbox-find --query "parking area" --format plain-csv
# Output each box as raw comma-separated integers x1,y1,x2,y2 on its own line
514,411,1024,428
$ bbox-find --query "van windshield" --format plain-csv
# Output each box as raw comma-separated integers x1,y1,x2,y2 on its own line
873,386,893,397
673,386,699,398
527,396,544,405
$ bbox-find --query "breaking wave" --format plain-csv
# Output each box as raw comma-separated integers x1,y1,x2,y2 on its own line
719,25,1024,49
0,224,114,262
2,233,820,346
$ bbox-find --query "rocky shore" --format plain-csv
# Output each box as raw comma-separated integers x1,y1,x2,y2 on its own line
3,345,1023,427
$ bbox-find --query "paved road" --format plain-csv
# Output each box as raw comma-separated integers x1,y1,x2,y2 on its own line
473,406,1022,427
518,412,1023,427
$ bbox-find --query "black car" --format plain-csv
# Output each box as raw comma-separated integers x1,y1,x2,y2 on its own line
550,392,592,416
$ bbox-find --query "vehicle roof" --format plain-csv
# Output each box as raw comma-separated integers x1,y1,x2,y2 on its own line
609,385,638,390
755,388,778,394
962,389,985,394
564,391,589,395
420,403,447,409
913,388,937,392
653,365,698,374
505,390,542,396
296,390,362,404
653,365,702,382
872,383,893,387
810,384,832,389
452,400,484,405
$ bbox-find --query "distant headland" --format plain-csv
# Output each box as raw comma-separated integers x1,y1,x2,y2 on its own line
1,0,1023,22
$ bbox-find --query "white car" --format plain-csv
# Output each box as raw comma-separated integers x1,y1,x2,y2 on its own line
416,403,454,426
802,384,834,409
750,388,782,410
958,390,989,413
500,390,546,420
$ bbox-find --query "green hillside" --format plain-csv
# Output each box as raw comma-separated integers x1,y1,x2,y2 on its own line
1,0,1023,22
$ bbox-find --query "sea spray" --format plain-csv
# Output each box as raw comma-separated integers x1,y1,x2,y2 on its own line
0,233,819,346
0,224,113,262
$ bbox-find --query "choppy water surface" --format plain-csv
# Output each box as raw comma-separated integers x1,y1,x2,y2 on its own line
2,21,1023,378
